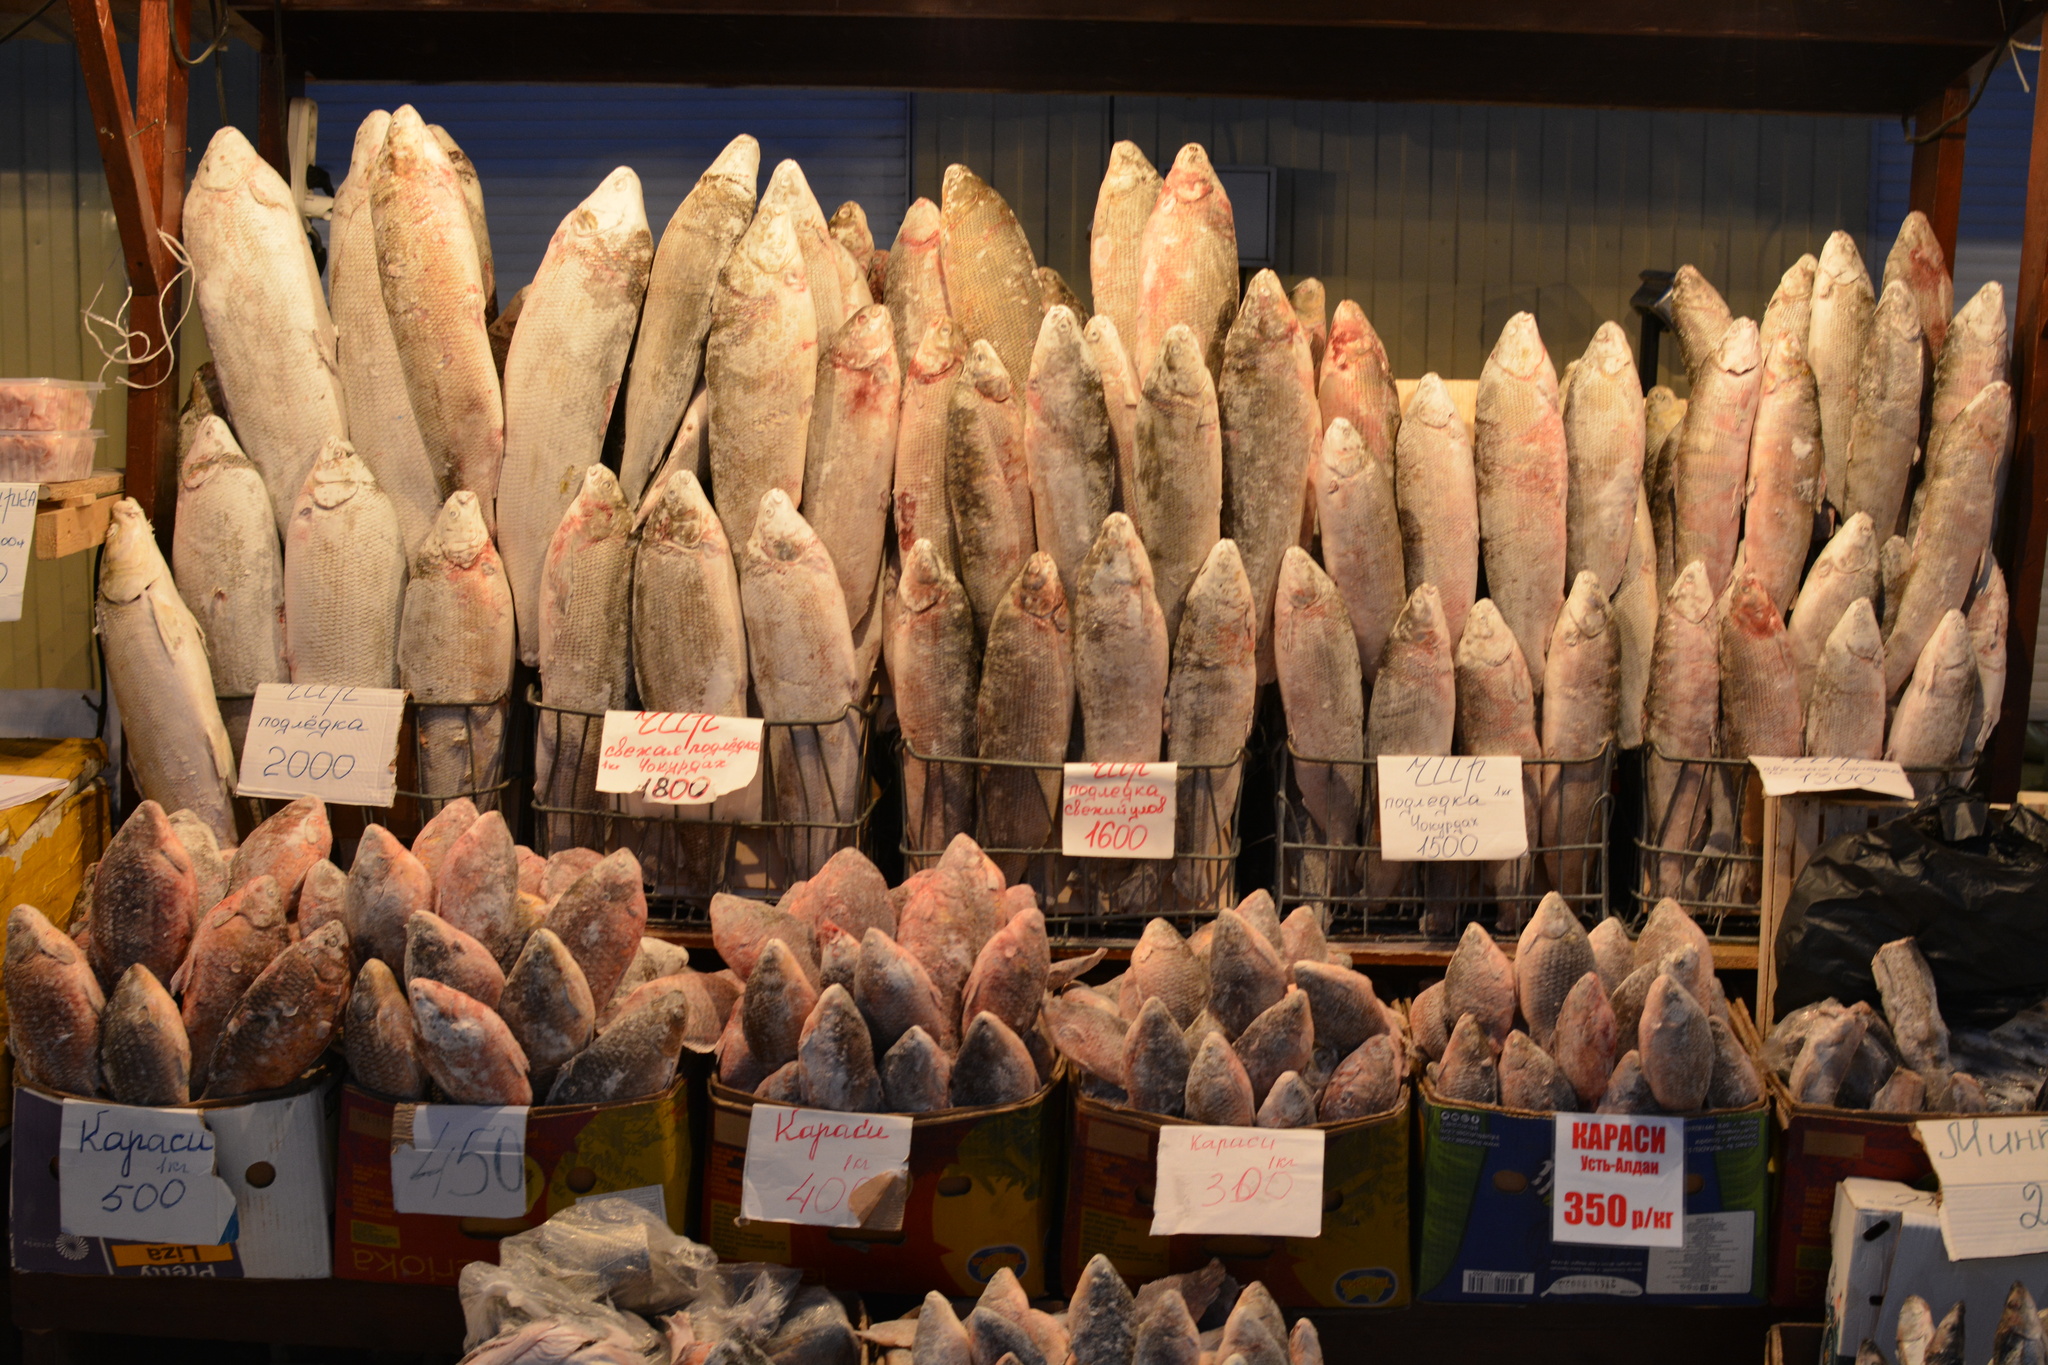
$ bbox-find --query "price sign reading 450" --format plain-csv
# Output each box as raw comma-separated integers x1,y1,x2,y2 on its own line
1150,1126,1324,1238
389,1104,530,1218
1061,762,1176,860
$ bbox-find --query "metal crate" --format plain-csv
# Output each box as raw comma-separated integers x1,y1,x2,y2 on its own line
897,738,1247,936
529,684,878,922
1634,745,1979,936
400,697,514,820
1275,740,1616,939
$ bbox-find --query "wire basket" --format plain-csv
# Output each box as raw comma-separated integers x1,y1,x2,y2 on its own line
897,738,1248,937
1275,740,1616,940
397,697,514,819
226,692,428,849
1634,745,1981,936
528,684,879,922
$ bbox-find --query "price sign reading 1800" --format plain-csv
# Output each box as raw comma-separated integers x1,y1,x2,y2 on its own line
389,1104,530,1218
1061,762,1175,859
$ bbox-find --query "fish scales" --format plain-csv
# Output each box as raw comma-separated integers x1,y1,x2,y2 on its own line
1789,513,1880,713
975,554,1073,880
1129,324,1223,644
884,199,950,374
1672,319,1763,597
1073,514,1169,763
1167,541,1258,908
1474,313,1569,687
940,165,1042,392
1740,330,1825,613
1843,280,1926,538
1806,598,1887,759
1394,374,1480,645
401,492,515,801
284,440,407,688
1562,321,1646,598
1137,144,1238,383
895,317,968,570
1809,232,1876,517
1315,417,1405,687
1887,382,2006,696
1541,573,1619,896
171,416,286,697
948,340,1037,637
1089,142,1162,385
1722,571,1805,759
888,541,978,854
533,468,634,848
1274,547,1365,884
804,304,903,624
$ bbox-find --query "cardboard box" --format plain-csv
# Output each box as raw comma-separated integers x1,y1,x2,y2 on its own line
1414,1078,1771,1304
10,1076,334,1278
1822,1178,2048,1365
701,1076,1061,1297
333,1073,696,1285
1058,1089,1409,1308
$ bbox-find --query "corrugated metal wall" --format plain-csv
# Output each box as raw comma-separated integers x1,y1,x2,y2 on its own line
0,36,258,696
912,94,1875,394
308,85,913,298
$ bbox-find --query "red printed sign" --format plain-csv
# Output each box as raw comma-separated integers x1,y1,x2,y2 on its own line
1551,1114,1685,1248
595,710,764,804
1061,762,1175,859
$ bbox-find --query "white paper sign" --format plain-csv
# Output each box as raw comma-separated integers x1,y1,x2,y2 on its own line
595,711,765,804
1915,1116,2048,1259
1750,756,1915,800
1061,762,1176,859
1376,755,1528,861
0,483,37,623
0,773,68,811
740,1106,912,1229
1150,1126,1325,1238
389,1104,530,1218
236,683,406,807
1551,1114,1686,1248
59,1100,240,1246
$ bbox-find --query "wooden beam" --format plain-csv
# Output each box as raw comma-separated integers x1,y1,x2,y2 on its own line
1909,79,1971,269
1989,37,2048,799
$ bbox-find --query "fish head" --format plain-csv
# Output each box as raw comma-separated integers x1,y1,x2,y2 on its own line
297,918,355,983
1488,312,1556,388
7,903,77,969
1770,253,1817,309
707,133,762,196
1185,539,1255,649
1143,324,1211,408
829,303,897,377
1723,571,1781,636
909,315,965,381
1816,231,1873,296
192,125,273,200
940,163,993,217
895,197,941,252
1275,545,1335,615
828,200,873,256
645,469,724,555
1759,329,1810,394
1318,417,1371,483
1032,304,1087,376
1164,144,1229,213
374,105,453,190
963,339,1014,403
1823,512,1878,576
735,203,805,286
178,415,250,488
746,488,823,567
1083,314,1136,389
1234,270,1298,344
898,538,959,614
1714,316,1761,377
345,111,393,187
1080,512,1152,594
427,126,473,182
1830,597,1884,664
1009,552,1069,625
429,490,493,567
563,464,630,541
1888,210,1946,279
1406,373,1460,430
99,498,165,604
1393,582,1448,650
1954,280,2007,348
300,437,375,513
1290,276,1326,321
1102,140,1160,197
1580,320,1636,381
763,159,820,221
1969,561,2010,645
1875,278,1924,342
1454,598,1522,671
1928,609,1976,676
566,166,647,248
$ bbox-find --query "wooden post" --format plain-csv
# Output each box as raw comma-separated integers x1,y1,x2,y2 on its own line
1909,80,1971,268
67,0,191,545
1989,41,2048,798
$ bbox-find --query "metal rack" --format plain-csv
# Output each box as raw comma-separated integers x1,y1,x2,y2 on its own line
1275,741,1615,940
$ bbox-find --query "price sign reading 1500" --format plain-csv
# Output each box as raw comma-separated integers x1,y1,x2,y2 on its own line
1376,755,1528,862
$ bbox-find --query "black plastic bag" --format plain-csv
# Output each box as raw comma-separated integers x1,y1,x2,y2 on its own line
1774,792,2048,1027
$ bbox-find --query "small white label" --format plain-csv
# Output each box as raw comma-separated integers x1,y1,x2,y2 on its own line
0,483,37,622
58,1100,240,1246
389,1104,529,1218
1061,762,1176,859
1644,1211,1756,1294
1149,1125,1325,1238
740,1106,913,1229
0,773,68,811
1551,1113,1686,1249
595,711,765,804
237,683,406,807
1750,756,1914,800
1915,1116,2048,1259
1376,755,1528,861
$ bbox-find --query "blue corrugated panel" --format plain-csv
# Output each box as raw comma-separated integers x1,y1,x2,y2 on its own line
1869,56,2036,250
308,84,911,294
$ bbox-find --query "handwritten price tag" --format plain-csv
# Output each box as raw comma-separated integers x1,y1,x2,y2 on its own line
0,483,36,623
1376,755,1527,861
1552,1114,1685,1248
236,683,406,807
1150,1126,1324,1237
58,1100,241,1246
596,711,765,804
1915,1116,2048,1259
389,1104,530,1218
1061,762,1175,859
740,1105,912,1230
1750,756,1914,800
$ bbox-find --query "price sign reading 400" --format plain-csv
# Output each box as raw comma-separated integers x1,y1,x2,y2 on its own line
740,1106,913,1231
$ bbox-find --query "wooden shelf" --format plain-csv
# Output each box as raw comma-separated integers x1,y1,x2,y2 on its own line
232,1,2037,112
33,468,124,561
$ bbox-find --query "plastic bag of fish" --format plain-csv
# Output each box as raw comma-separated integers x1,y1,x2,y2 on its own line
864,1254,1321,1365
1411,895,1762,1114
457,1193,863,1365
1037,891,1405,1127
710,833,1061,1114
1765,935,2048,1114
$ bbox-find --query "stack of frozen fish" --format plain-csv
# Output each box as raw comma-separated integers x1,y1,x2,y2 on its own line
1764,935,2048,1114
1039,891,1406,1128
864,1256,1322,1365
1412,895,1761,1115
1643,218,2011,902
1851,1288,2041,1365
710,833,1062,1115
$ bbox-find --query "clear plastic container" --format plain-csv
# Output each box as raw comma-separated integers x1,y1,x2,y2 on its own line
0,380,103,432
0,430,102,483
